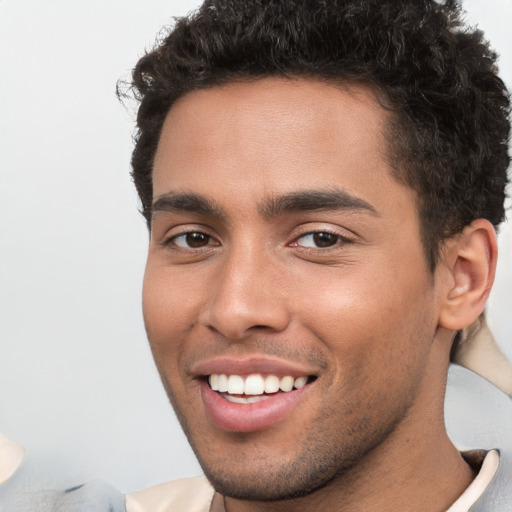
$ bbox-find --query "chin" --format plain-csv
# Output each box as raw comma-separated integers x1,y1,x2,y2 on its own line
202,460,345,501
190,428,371,502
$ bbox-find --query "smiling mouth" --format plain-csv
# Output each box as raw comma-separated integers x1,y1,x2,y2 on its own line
208,373,317,404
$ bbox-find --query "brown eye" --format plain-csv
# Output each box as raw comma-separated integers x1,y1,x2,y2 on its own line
296,232,342,248
312,232,339,247
173,232,212,248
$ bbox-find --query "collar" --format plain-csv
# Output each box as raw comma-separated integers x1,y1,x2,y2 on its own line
447,450,499,511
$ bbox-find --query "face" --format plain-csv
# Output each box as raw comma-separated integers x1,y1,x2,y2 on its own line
144,78,444,500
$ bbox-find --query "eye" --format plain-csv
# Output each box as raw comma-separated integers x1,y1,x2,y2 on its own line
294,232,345,249
171,232,214,249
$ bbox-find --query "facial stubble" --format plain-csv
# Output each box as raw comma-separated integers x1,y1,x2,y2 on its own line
158,362,423,502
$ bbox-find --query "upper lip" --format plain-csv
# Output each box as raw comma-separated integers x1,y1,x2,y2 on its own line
191,356,319,378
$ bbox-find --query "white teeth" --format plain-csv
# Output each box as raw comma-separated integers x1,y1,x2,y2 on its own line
208,373,311,395
225,395,271,404
218,374,229,392
279,376,294,392
227,375,245,394
210,374,219,391
264,375,280,393
294,376,308,389
244,374,265,395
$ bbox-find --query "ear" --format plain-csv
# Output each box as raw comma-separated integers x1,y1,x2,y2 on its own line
438,219,498,331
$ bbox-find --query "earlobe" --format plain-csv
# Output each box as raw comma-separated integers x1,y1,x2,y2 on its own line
438,219,497,332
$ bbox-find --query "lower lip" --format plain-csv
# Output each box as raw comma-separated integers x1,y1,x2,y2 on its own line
200,381,310,432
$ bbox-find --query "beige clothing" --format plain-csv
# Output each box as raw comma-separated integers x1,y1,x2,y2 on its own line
126,477,215,512
125,450,499,512
0,433,24,485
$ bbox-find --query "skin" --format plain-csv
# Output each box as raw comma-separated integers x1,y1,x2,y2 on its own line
143,78,481,511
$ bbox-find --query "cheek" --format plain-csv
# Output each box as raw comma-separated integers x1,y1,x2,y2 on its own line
296,266,418,331
142,265,197,365
294,262,434,373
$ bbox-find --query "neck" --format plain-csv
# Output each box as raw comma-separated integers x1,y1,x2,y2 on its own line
223,331,474,512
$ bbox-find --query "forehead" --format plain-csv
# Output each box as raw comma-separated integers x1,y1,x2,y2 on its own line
153,77,408,218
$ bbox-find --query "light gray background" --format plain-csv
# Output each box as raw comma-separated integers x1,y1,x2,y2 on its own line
0,0,511,494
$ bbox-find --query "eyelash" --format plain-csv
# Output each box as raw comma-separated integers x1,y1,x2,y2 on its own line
162,228,352,253
164,231,218,250
290,229,353,251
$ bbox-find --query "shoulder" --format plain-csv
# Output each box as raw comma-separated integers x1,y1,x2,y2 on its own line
0,434,125,512
0,477,126,512
56,481,126,512
468,448,512,511
126,476,215,512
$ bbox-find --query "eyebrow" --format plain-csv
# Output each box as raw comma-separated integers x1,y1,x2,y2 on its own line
151,192,225,219
151,188,378,220
259,189,378,218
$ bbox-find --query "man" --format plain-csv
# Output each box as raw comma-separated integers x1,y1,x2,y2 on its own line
122,0,511,510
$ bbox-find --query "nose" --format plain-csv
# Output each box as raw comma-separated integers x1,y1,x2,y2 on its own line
202,245,291,341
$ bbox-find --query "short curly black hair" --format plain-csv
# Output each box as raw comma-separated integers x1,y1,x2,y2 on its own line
124,0,510,269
